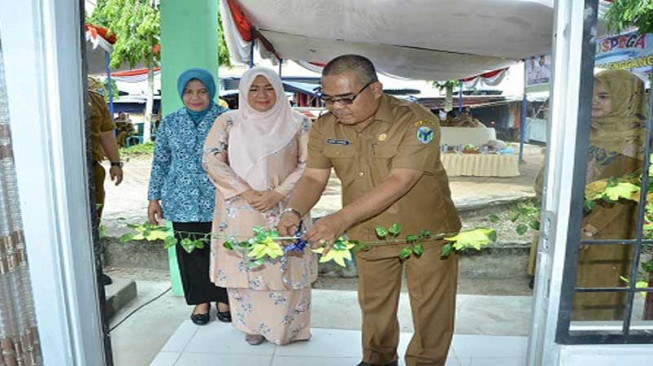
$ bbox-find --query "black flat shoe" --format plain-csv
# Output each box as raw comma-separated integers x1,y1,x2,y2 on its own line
216,311,232,323
190,312,210,325
357,361,398,366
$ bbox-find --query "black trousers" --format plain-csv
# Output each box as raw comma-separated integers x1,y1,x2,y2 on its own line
172,222,228,306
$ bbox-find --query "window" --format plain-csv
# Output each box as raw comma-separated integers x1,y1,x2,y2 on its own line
555,0,653,344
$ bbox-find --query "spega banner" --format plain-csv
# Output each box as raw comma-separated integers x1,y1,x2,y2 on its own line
595,31,653,80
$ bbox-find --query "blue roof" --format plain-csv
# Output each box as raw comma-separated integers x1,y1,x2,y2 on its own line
282,81,320,97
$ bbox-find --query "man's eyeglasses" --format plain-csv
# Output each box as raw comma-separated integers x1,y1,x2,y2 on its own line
318,81,374,106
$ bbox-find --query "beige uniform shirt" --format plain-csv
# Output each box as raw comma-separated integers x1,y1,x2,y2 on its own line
307,94,461,242
88,91,116,162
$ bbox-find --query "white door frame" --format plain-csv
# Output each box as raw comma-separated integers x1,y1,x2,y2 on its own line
0,0,106,364
527,0,603,364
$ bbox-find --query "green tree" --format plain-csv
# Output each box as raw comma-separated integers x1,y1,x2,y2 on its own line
218,12,232,67
605,0,653,35
432,80,460,112
89,0,160,142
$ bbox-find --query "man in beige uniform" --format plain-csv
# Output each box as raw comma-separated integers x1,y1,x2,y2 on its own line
87,78,123,285
278,55,460,366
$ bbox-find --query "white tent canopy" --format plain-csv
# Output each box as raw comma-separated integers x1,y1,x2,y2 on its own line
222,0,555,80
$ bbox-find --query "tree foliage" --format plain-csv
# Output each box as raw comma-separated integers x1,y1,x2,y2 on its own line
604,0,653,35
218,12,232,67
90,0,231,68
89,0,160,70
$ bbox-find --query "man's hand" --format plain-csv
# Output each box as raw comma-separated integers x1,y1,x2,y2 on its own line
147,200,163,226
304,213,351,254
109,166,123,185
250,190,284,212
277,210,301,238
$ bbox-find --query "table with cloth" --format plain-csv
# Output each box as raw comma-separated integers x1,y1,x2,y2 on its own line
440,153,520,177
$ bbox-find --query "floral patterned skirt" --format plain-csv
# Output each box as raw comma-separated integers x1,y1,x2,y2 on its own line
227,288,312,345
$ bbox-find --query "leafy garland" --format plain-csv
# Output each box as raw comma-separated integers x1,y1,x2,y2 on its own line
496,168,653,285
119,219,496,268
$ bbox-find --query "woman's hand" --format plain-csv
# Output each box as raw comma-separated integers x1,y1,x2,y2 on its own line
148,200,163,226
250,190,284,212
240,189,260,206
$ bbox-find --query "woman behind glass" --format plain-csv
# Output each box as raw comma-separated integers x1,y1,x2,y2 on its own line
148,68,231,325
574,69,647,321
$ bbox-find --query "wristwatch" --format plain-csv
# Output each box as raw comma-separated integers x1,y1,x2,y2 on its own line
282,207,302,217
110,161,124,168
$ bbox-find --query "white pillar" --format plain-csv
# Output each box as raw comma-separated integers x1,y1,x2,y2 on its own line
0,0,106,364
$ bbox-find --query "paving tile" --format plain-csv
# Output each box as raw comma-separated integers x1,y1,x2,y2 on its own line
160,320,199,353
148,352,180,366
452,334,527,359
469,356,525,366
182,323,276,356
271,356,360,366
274,328,361,358
174,353,272,366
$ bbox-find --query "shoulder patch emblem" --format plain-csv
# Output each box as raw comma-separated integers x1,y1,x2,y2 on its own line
416,126,434,144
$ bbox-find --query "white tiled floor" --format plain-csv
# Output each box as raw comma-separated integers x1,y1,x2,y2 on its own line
150,321,528,366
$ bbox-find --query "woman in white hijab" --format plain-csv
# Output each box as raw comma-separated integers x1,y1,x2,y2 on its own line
203,67,316,345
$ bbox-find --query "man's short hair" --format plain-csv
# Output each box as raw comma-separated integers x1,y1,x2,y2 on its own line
323,55,379,86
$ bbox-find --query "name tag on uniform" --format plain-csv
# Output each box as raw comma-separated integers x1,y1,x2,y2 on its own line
326,138,351,146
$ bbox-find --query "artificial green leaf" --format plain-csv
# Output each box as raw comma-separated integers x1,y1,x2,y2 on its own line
120,233,134,243
412,244,424,256
516,224,528,236
142,229,151,237
399,246,412,259
248,258,265,268
145,229,169,241
194,240,205,250
375,226,389,238
529,220,540,231
445,229,495,251
636,281,649,298
420,230,431,238
583,199,595,214
488,214,501,223
333,238,348,251
642,260,653,273
487,229,497,242
99,224,106,240
509,212,520,222
389,223,402,236
603,182,640,202
351,242,370,253
163,236,177,249
180,238,194,253
313,242,355,267
406,234,418,243
441,243,454,258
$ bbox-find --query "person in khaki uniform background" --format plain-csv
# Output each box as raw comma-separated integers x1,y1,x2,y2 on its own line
277,55,460,366
88,86,123,218
88,78,123,285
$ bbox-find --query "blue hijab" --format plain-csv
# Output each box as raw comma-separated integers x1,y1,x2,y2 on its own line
177,68,216,124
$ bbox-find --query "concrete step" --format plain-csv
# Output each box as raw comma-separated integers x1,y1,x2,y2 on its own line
104,277,137,320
